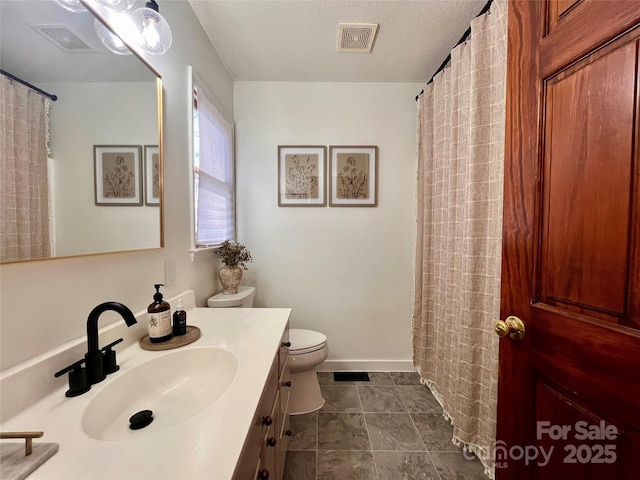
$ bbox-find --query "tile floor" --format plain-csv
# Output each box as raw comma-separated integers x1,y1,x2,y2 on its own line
283,372,487,480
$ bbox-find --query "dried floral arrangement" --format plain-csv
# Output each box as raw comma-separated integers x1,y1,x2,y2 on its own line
218,240,253,270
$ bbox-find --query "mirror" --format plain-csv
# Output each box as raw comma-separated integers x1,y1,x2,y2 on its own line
0,0,163,263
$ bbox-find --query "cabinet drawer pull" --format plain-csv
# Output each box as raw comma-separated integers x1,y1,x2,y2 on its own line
282,341,291,348
261,416,273,426
257,469,269,480
285,430,293,436
266,436,277,447
282,381,292,388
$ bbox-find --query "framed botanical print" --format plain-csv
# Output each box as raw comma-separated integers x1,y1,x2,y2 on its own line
329,145,378,206
144,145,160,206
93,145,143,206
278,145,327,206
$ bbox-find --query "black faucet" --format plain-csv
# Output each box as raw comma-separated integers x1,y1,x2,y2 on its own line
85,302,137,385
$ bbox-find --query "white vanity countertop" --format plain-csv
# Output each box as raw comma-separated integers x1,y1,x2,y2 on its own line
0,306,291,480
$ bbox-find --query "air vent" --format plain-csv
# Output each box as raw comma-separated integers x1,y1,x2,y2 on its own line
30,24,96,53
337,23,378,53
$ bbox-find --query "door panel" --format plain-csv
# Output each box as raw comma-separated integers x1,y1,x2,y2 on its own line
532,381,625,479
540,36,637,318
532,308,640,417
498,1,640,479
547,0,584,33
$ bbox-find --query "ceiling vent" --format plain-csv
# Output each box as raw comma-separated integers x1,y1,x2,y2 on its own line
30,24,96,54
337,23,378,53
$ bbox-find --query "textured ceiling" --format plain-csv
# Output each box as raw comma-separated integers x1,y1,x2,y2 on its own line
188,0,488,83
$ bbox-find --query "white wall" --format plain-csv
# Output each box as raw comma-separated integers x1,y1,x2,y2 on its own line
235,82,421,371
44,82,159,256
0,1,231,370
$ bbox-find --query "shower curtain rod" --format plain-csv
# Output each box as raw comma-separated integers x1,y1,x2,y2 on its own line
415,0,494,101
1,69,58,101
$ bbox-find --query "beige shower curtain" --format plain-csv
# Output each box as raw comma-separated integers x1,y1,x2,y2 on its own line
413,0,507,478
0,75,51,261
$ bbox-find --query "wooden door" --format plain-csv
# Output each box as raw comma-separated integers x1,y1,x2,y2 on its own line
497,1,640,479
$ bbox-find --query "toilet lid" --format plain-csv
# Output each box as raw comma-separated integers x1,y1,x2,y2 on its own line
289,329,327,354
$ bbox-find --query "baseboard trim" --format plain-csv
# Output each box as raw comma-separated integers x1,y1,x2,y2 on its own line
317,359,414,372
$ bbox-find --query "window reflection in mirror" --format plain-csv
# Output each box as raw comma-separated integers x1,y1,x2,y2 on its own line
0,0,162,263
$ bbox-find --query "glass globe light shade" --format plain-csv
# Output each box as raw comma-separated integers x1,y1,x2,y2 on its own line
94,18,132,55
52,0,87,13
94,0,136,12
130,4,172,55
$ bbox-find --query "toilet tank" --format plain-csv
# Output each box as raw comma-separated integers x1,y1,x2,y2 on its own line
207,286,255,308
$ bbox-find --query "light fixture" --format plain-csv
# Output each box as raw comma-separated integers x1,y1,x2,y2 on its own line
130,0,172,55
94,0,136,12
52,0,87,13
94,18,132,55
53,0,173,56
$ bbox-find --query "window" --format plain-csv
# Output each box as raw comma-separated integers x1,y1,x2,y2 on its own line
191,72,235,248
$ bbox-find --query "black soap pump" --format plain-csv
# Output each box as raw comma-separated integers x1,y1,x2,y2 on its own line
147,284,172,343
173,299,187,336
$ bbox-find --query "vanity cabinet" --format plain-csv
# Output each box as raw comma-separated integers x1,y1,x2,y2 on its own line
234,327,291,480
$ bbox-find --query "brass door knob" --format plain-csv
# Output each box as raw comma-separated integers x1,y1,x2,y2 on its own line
495,316,526,341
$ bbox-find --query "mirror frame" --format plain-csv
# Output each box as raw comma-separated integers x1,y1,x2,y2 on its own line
2,1,165,264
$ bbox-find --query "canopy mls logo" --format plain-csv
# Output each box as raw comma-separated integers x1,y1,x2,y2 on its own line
464,421,619,468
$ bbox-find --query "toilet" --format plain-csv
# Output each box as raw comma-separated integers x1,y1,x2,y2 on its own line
287,328,328,415
207,286,328,415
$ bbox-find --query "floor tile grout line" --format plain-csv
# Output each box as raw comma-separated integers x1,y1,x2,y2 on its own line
425,450,445,480
356,384,376,454
407,409,429,453
356,383,381,479
290,447,461,453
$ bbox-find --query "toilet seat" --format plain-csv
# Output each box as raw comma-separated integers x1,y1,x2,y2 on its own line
289,329,327,355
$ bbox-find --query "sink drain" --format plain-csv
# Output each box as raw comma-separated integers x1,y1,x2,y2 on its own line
129,410,153,430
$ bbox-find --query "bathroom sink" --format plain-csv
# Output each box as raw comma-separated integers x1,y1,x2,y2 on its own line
82,346,238,441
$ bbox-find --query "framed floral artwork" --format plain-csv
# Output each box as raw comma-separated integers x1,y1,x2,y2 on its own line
144,145,160,206
93,145,143,206
277,145,327,206
329,145,378,206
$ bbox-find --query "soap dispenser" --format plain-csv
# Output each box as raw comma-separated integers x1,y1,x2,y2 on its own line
147,284,172,343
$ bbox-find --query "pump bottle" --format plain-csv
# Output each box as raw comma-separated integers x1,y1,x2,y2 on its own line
147,284,172,343
173,299,187,336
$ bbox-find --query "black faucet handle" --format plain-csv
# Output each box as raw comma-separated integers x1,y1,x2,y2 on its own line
102,338,124,351
102,338,124,375
54,359,91,397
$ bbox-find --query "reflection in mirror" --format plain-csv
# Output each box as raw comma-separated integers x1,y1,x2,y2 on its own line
0,0,162,263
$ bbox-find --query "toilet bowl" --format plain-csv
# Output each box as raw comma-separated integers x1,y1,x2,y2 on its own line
287,328,328,415
206,286,328,415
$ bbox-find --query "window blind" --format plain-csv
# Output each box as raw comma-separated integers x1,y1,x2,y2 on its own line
193,84,235,246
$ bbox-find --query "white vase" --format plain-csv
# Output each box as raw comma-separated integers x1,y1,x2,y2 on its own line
219,265,243,294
